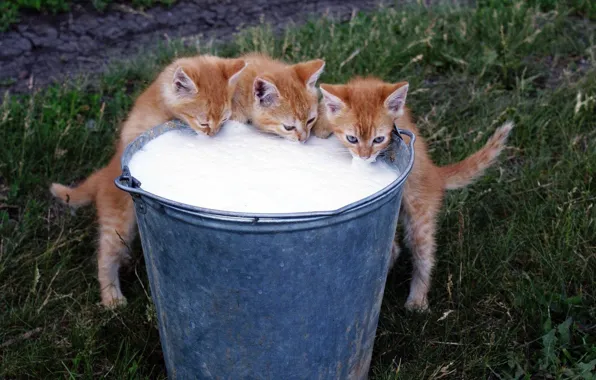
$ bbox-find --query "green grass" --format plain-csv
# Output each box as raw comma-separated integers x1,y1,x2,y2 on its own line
1,1,595,378
0,0,176,31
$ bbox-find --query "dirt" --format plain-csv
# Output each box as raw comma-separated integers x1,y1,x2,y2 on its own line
0,0,392,95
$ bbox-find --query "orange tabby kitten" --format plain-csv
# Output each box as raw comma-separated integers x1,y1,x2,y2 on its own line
50,55,246,308
315,77,513,311
232,53,325,142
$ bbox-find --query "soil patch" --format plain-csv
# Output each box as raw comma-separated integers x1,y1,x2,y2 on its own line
0,0,392,95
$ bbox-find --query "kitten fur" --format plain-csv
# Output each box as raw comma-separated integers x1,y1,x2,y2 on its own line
50,55,246,308
232,53,325,142
315,77,513,311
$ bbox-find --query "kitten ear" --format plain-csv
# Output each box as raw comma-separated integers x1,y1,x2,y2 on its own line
172,67,198,97
320,84,346,115
384,82,409,116
254,77,280,107
294,59,325,89
223,59,247,86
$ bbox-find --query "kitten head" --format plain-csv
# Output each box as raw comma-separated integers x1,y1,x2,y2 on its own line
252,59,325,142
162,56,246,136
320,78,409,162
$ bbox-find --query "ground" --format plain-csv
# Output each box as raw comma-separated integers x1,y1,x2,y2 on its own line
0,0,387,94
1,1,595,379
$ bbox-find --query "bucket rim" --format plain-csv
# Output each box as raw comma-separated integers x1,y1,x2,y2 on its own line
115,121,415,222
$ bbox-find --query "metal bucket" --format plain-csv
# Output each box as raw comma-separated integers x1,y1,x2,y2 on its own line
115,120,415,379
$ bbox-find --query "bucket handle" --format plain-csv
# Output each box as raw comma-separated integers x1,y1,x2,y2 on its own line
394,127,415,148
115,166,143,196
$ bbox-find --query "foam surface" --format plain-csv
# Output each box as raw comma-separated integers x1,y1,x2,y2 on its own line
128,121,399,213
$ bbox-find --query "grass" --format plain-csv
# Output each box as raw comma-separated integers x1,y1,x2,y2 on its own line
0,0,176,31
1,1,595,378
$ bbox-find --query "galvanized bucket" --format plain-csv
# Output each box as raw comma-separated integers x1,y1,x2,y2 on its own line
115,120,415,379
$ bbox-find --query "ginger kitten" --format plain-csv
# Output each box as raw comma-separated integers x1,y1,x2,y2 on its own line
50,55,246,308
121,55,246,146
315,77,513,311
232,53,325,142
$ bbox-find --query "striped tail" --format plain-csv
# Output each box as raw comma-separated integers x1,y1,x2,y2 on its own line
439,121,514,190
50,172,100,208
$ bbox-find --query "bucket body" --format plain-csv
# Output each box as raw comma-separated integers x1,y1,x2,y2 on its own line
116,120,415,379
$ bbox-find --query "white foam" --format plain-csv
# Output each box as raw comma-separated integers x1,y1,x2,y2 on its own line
128,121,399,214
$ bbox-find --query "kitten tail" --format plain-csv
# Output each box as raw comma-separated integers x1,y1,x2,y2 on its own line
439,121,514,190
50,172,99,208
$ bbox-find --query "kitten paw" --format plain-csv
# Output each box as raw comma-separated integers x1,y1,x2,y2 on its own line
405,297,429,313
102,296,127,309
313,129,332,139
101,288,127,309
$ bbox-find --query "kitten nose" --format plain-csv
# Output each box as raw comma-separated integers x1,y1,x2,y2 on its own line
360,147,373,159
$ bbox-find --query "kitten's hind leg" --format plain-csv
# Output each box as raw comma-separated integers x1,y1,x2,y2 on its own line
402,196,441,312
96,190,136,308
389,240,401,271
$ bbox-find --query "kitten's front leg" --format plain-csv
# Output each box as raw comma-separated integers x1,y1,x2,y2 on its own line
231,93,250,125
312,103,333,138
96,190,137,308
231,108,250,125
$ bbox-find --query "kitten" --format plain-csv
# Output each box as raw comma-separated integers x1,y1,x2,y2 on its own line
315,77,513,311
121,55,246,146
50,55,246,308
232,53,325,142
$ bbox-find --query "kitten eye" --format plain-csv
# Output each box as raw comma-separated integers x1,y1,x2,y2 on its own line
307,117,316,125
373,136,385,144
200,123,209,128
346,135,358,144
283,124,296,131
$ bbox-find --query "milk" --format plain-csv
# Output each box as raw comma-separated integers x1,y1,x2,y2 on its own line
128,121,399,214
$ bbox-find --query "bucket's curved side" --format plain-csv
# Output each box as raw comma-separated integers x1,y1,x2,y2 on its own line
118,121,416,379
132,187,403,379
